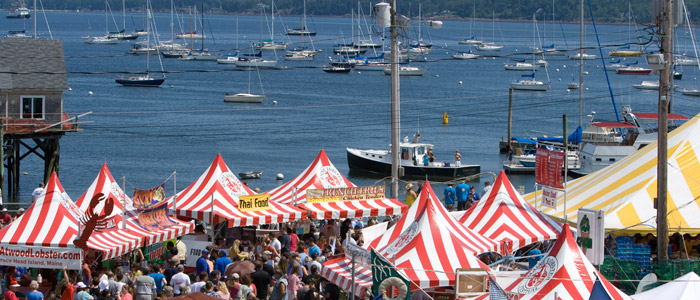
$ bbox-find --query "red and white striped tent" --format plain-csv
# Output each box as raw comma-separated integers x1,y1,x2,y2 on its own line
455,171,561,254
505,224,631,300
322,257,373,297
167,155,306,227
74,164,194,258
299,198,407,220
368,181,498,288
266,150,355,204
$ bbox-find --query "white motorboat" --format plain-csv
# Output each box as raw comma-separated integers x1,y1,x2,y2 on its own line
569,52,597,60
511,79,549,91
570,108,688,177
458,38,482,45
632,80,660,90
128,44,157,55
235,58,277,68
383,66,426,76
284,52,314,61
568,82,579,89
681,89,700,96
504,62,538,71
216,54,239,64
224,93,265,103
178,51,217,61
504,148,580,173
176,32,205,39
84,36,118,44
674,55,698,66
452,51,480,59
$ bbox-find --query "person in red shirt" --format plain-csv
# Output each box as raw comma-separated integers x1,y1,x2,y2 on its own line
0,208,12,226
5,280,20,300
60,268,74,300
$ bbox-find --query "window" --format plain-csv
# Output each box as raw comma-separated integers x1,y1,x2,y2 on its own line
21,96,44,119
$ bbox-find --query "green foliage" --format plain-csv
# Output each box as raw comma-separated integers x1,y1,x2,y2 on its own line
2,0,699,23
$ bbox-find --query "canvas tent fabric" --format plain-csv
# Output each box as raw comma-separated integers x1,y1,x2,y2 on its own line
266,150,356,204
322,257,373,297
523,113,700,234
369,182,498,289
167,155,306,227
299,198,407,220
505,224,631,300
74,164,194,257
455,171,561,253
631,271,700,300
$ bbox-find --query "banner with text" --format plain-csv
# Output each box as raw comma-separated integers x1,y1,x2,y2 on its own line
138,202,177,231
306,186,385,203
238,194,271,212
541,187,558,209
133,183,167,211
0,245,82,270
184,240,213,267
535,148,564,189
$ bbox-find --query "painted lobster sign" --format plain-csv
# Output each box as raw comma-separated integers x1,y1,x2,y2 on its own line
74,193,114,251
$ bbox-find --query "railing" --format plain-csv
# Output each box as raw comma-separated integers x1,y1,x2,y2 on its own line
0,113,79,134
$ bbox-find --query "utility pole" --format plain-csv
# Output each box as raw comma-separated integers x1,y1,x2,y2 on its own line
656,0,672,262
390,0,400,199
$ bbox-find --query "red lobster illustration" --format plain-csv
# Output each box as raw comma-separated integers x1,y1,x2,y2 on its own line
73,193,114,251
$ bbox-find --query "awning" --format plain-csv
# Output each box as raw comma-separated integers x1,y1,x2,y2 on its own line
299,198,407,219
322,257,372,297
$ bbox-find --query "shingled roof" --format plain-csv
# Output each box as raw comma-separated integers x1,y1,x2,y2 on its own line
0,39,68,91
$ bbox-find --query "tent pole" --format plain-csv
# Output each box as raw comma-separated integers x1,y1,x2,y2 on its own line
122,176,126,230
211,193,215,242
563,115,568,222
173,171,177,211
350,251,356,300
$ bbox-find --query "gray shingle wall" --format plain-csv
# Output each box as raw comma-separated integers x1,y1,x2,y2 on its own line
0,39,68,91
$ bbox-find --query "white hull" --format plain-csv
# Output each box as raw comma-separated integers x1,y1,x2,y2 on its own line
452,53,480,59
383,66,426,76
178,53,217,61
632,81,660,90
177,33,205,39
458,39,482,45
511,80,549,91
83,36,118,44
224,93,265,103
235,59,277,68
477,44,504,51
504,62,537,71
681,89,700,96
256,42,287,50
569,53,597,60
284,53,314,61
217,56,239,64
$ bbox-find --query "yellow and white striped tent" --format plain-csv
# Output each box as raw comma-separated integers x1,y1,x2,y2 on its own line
524,113,700,234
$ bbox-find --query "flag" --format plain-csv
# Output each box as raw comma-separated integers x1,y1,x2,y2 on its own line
488,276,509,300
588,274,613,300
371,249,410,300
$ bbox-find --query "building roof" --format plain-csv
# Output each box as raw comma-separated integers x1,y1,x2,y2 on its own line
0,39,68,91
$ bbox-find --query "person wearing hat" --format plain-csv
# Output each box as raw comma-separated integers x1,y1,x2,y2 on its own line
454,149,462,166
74,282,94,300
214,250,232,275
405,183,417,207
4,279,20,300
196,248,211,276
169,265,190,296
0,207,11,226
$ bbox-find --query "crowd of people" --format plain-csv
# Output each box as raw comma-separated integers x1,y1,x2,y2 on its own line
0,217,385,300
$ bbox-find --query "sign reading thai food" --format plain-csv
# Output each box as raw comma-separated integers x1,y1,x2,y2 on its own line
238,194,271,212
306,186,385,203
133,183,167,210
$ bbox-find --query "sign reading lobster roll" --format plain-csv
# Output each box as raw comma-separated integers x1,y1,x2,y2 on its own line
134,183,176,230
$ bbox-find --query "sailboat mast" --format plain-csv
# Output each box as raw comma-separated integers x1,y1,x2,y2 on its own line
170,0,174,51
579,0,584,127
105,0,108,35
146,4,151,75
123,0,126,30
271,0,275,41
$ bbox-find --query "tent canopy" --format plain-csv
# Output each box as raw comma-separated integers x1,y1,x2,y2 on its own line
266,150,355,204
505,224,631,300
369,182,498,289
299,198,406,220
456,171,561,253
631,272,700,300
524,113,700,234
167,155,306,227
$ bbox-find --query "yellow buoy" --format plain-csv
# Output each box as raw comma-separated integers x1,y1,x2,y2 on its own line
442,112,448,125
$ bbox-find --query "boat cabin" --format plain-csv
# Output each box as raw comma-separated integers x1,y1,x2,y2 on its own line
398,141,434,166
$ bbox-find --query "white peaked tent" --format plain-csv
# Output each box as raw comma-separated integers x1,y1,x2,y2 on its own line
632,272,700,300
524,113,700,233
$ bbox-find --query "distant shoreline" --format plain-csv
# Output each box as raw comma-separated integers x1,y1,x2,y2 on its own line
9,9,695,27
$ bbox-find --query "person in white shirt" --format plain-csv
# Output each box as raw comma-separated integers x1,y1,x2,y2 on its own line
170,265,191,296
31,183,44,202
270,235,281,253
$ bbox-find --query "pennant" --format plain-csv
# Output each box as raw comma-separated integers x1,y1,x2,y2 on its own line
371,249,410,300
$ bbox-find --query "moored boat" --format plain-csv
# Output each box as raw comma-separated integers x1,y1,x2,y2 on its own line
115,75,165,87
6,7,30,19
616,66,652,75
224,93,265,103
383,66,426,76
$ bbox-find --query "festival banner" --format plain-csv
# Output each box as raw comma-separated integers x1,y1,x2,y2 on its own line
0,244,82,270
238,194,271,212
577,208,605,265
535,148,564,189
137,202,177,231
133,183,167,211
306,186,386,203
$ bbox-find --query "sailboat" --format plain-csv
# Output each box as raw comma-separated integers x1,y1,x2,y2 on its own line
510,73,549,91
476,12,504,51
609,3,643,57
224,62,265,103
505,13,540,71
116,2,165,87
83,0,118,44
459,1,481,44
176,6,205,39
285,0,316,36
255,0,287,51
177,4,216,61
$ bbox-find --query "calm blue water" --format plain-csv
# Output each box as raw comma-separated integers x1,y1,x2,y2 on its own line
2,11,699,202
